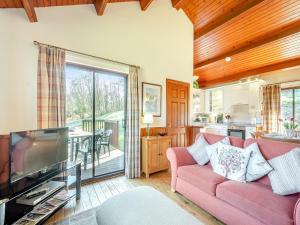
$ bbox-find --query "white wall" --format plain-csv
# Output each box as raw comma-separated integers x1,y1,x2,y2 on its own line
203,81,261,123
262,67,300,86
0,0,193,134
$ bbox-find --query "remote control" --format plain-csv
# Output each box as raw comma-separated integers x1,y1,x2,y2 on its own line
25,188,49,199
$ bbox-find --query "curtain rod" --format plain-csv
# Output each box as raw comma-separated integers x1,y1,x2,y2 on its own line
33,41,140,69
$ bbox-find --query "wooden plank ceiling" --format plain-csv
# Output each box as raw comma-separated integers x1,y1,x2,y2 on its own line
0,0,152,22
175,0,300,87
1,0,300,87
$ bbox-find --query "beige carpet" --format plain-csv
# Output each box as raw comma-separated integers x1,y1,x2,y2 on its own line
51,186,204,225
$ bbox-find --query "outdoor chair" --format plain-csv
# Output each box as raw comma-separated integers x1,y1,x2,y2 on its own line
97,129,113,157
74,133,102,170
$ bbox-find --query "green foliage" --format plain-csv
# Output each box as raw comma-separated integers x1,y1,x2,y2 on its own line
283,121,298,130
193,81,199,89
66,72,125,121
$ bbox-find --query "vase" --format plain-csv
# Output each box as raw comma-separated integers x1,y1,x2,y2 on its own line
285,129,294,138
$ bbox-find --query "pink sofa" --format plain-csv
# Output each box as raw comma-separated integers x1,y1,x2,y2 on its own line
167,133,300,225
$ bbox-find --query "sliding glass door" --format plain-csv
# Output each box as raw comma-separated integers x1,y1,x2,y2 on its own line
94,71,126,176
65,64,126,181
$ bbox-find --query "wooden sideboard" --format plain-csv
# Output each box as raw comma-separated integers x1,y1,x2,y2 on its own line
141,136,171,178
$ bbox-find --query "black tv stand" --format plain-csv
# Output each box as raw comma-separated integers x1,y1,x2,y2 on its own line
3,161,81,225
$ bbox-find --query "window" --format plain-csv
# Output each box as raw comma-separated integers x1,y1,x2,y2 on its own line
209,89,223,114
281,87,300,122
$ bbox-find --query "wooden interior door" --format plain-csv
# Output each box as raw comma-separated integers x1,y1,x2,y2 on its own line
166,79,190,147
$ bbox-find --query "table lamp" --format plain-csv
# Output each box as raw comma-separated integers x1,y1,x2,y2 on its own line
143,114,153,138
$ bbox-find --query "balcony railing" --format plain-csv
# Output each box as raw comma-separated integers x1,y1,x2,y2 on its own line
82,119,124,149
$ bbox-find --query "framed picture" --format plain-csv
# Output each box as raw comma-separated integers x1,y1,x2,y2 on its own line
142,82,162,117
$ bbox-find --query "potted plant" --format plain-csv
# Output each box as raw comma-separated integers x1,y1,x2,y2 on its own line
283,118,298,137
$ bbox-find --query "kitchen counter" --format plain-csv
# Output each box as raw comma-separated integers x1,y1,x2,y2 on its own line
192,122,257,127
192,122,258,139
262,134,300,144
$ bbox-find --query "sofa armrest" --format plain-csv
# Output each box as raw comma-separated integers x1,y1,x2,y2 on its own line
166,147,196,190
294,198,300,225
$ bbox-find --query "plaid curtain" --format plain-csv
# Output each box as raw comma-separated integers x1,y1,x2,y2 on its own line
125,66,140,178
262,84,281,133
37,45,66,129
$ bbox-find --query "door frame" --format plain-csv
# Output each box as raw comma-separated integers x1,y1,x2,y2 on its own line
166,79,190,146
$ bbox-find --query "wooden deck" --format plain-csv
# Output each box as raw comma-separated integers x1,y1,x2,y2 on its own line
74,149,124,180
45,171,223,225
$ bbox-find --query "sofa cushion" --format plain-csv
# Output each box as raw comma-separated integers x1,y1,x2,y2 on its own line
216,181,299,225
244,138,300,186
187,135,210,166
206,137,230,169
268,147,300,195
201,133,244,148
244,138,300,160
246,143,273,182
177,164,226,196
212,143,252,182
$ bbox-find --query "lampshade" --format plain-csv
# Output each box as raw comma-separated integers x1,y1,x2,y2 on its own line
143,114,153,124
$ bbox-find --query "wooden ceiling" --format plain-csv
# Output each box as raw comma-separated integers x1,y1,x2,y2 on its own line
0,0,151,22
175,0,300,87
1,0,300,87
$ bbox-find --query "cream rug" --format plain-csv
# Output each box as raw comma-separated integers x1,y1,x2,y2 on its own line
52,186,203,225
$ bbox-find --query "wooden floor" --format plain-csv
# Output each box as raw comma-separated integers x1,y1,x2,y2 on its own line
45,171,224,225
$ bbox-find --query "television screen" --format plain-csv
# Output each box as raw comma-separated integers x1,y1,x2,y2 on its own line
10,128,69,183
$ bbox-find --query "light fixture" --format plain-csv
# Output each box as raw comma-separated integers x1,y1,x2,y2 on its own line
143,114,153,139
225,57,232,62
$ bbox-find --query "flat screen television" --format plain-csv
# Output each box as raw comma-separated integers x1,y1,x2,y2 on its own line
9,128,69,183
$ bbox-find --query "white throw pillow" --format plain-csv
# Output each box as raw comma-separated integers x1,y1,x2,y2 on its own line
213,142,252,182
206,137,230,168
187,135,210,165
268,148,300,195
245,143,273,182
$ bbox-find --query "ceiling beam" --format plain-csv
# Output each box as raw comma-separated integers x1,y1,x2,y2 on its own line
94,0,109,16
140,0,154,11
20,0,37,22
171,0,187,10
194,0,264,39
198,57,300,88
194,19,300,70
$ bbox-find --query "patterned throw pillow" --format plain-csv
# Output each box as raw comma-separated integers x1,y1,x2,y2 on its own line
246,143,273,182
268,148,300,195
206,137,230,168
213,143,252,182
187,135,210,165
